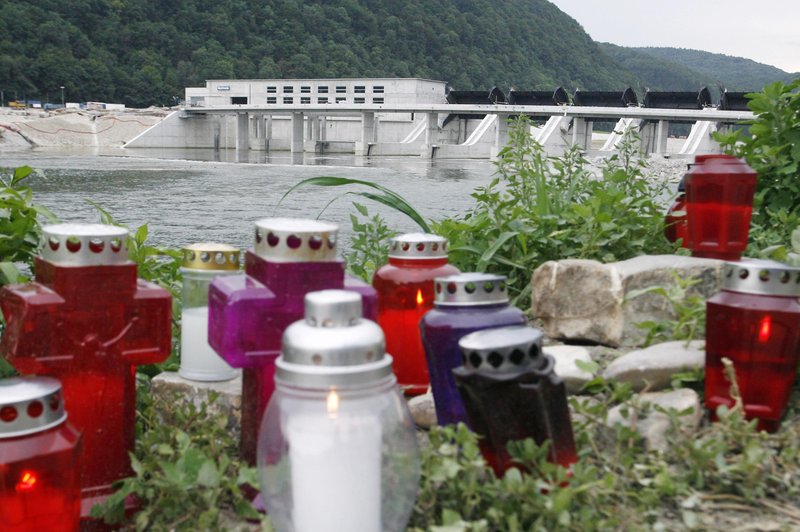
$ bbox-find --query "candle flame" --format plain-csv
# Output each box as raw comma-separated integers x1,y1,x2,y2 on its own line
758,316,772,343
327,389,339,419
16,470,37,492
416,289,423,306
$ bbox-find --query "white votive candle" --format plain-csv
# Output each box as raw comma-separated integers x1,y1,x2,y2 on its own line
179,306,238,381
287,406,382,532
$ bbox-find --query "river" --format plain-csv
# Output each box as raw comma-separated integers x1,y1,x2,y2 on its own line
1,147,497,252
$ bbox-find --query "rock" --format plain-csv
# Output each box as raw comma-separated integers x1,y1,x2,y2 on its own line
150,371,243,436
602,340,704,391
408,393,438,429
616,255,723,347
543,345,595,394
606,388,702,451
531,259,624,346
531,255,723,347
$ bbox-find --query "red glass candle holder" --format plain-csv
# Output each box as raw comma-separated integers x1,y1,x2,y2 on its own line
684,154,757,260
664,174,689,246
374,234,459,395
0,377,82,532
420,273,526,426
705,259,800,432
207,219,377,465
454,326,577,476
0,224,172,519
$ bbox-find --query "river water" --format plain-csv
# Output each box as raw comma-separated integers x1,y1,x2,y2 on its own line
1,147,497,252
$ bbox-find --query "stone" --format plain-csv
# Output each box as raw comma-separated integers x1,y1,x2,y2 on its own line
606,388,702,451
531,255,724,347
602,340,705,391
408,393,438,429
543,345,595,394
531,259,624,346
616,255,724,347
150,371,243,436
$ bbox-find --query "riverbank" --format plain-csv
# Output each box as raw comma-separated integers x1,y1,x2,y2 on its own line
0,106,168,149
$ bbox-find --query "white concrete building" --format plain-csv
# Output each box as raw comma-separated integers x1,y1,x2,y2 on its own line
185,78,447,107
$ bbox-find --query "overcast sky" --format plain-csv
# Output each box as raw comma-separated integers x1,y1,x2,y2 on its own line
548,0,800,73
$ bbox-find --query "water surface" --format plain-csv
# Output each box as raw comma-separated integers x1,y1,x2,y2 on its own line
2,147,496,252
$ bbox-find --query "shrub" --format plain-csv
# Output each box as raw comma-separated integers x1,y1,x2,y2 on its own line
434,118,678,307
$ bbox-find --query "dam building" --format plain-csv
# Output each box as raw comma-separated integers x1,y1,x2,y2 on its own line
125,78,753,159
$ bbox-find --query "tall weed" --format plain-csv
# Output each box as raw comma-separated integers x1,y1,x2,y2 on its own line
434,117,677,307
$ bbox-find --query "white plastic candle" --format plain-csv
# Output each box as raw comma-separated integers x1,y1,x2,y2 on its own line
179,307,238,381
286,394,382,532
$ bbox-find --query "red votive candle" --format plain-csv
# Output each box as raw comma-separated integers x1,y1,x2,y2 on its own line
373,233,459,395
706,259,800,432
0,377,82,532
684,154,756,261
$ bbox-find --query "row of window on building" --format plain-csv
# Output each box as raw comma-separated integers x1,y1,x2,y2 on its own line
264,96,385,104
267,85,385,94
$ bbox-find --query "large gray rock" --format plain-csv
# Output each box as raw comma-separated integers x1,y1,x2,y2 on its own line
151,371,242,435
543,345,595,394
602,340,704,391
606,388,702,451
616,255,723,346
531,255,723,347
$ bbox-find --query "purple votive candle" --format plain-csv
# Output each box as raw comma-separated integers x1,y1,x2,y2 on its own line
420,273,526,426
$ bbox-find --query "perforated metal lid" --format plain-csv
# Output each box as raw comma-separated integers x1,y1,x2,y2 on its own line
41,223,129,266
276,290,393,388
0,377,67,438
181,243,240,271
722,259,800,297
434,273,509,306
458,326,544,373
253,218,338,263
388,233,448,259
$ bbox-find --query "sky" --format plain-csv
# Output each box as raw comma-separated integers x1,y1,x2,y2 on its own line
548,0,800,73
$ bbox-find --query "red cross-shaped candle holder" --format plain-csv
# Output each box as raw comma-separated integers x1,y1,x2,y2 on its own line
0,224,172,520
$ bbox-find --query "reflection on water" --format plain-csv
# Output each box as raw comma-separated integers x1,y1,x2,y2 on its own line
1,147,494,251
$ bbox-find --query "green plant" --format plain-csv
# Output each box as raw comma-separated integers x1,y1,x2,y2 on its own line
91,382,265,530
0,165,58,285
434,118,676,308
276,176,430,233
345,202,398,283
716,79,800,223
627,271,707,346
409,371,800,531
757,226,800,266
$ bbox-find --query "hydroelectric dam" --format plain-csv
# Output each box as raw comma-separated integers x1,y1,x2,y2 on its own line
126,78,754,159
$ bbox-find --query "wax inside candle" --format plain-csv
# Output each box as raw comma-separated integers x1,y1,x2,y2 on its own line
287,405,382,532
180,307,238,381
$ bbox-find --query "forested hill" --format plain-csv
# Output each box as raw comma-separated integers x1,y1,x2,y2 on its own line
629,47,798,90
600,44,797,96
1,0,633,107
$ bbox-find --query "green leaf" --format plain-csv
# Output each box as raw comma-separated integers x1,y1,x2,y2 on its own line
275,176,431,232
197,460,220,488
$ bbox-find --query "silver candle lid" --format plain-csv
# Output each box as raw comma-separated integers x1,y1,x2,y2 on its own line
41,223,129,266
435,273,509,306
458,326,544,373
388,233,448,259
0,377,67,439
253,218,338,263
722,259,800,297
276,290,393,388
